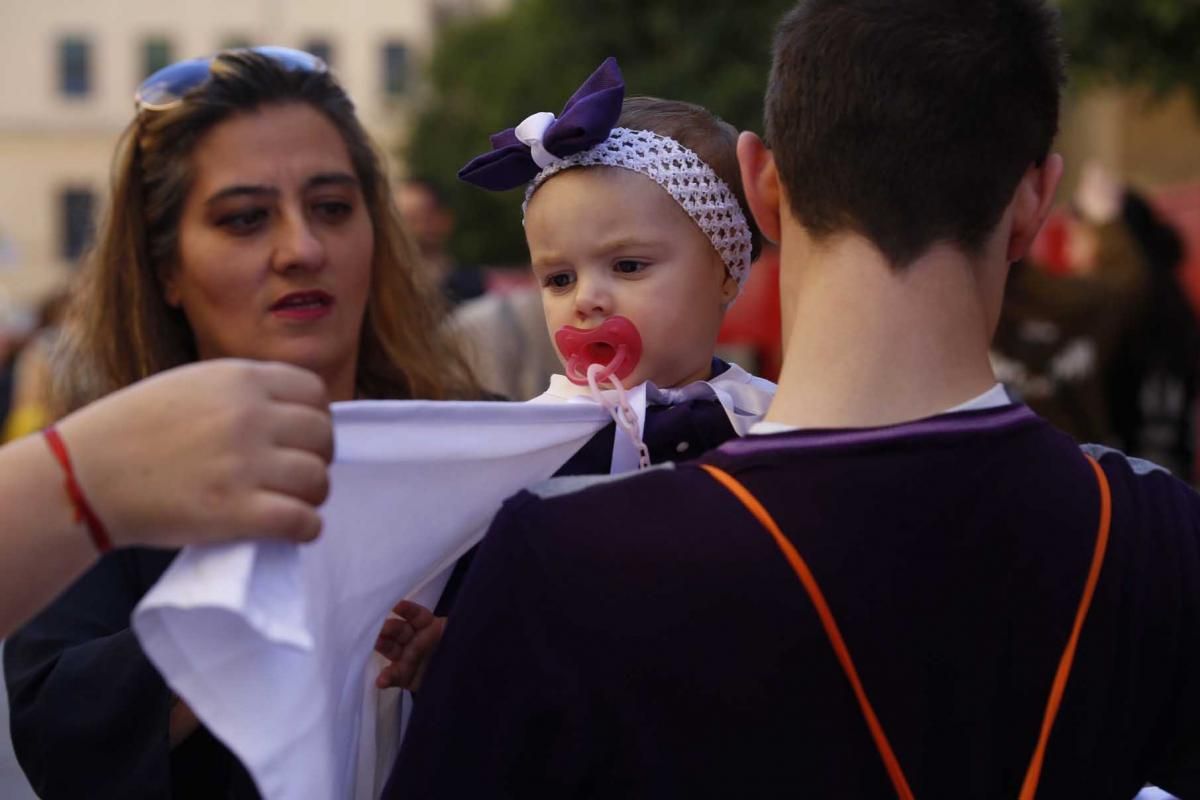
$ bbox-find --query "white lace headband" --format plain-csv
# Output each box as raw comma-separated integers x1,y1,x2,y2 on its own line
521,126,755,290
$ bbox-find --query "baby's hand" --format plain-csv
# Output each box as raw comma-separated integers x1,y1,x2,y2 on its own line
374,600,446,692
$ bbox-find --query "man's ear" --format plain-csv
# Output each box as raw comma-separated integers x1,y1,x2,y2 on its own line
737,131,782,245
1006,153,1064,263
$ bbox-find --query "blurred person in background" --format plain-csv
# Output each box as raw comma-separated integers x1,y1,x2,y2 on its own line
452,282,561,400
992,162,1151,445
1105,183,1199,479
4,47,478,800
2,289,70,442
394,177,486,306
0,299,31,435
396,177,554,399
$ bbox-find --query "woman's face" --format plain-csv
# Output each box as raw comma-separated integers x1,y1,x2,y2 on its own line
167,102,374,401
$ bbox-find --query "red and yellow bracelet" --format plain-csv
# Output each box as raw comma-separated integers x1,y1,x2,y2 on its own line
42,426,113,554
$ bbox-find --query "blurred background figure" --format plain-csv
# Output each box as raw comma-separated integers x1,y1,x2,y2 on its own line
992,163,1151,446
395,175,557,400
992,162,1200,479
452,284,559,400
2,290,70,443
1106,185,1200,478
395,178,486,307
0,296,33,438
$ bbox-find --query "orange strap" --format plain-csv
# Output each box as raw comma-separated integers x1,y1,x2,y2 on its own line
699,455,1111,800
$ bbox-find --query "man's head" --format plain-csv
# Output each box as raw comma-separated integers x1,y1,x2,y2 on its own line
748,0,1065,268
396,178,455,260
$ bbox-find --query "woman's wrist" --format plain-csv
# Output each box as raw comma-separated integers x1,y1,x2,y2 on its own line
15,432,100,564
42,425,114,553
53,408,131,550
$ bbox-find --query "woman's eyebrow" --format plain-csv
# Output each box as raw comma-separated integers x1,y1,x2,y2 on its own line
205,173,359,206
205,184,277,206
306,172,359,190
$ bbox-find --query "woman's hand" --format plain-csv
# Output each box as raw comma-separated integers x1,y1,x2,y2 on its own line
57,359,334,549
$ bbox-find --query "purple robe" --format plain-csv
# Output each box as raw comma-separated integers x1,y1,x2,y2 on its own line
387,404,1200,798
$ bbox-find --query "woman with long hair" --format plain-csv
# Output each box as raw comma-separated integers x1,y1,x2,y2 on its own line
5,47,477,799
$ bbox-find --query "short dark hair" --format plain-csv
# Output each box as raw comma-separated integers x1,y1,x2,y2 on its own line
620,97,763,262
765,0,1065,267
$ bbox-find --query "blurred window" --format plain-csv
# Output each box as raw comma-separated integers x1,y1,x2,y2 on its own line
303,38,333,67
143,37,173,78
59,37,91,97
382,41,408,97
60,188,95,262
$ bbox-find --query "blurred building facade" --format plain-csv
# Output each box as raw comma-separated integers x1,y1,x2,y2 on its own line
0,0,508,310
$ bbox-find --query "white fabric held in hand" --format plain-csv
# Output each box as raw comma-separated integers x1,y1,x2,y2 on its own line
133,367,776,800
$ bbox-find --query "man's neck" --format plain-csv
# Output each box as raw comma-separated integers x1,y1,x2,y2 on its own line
766,232,1001,429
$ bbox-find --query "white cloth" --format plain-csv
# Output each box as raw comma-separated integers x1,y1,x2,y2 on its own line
133,369,777,800
134,401,609,800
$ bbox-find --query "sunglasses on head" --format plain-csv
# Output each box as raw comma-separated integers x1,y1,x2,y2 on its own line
134,46,327,112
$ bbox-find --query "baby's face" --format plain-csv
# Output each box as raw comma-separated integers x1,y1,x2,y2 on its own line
525,167,736,390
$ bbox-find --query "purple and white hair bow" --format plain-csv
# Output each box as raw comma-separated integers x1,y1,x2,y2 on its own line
457,57,625,191
457,57,755,291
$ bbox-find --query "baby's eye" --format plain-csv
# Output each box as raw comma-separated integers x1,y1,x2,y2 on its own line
542,271,576,290
614,259,648,274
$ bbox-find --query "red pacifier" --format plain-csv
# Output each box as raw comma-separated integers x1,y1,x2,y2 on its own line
555,315,644,386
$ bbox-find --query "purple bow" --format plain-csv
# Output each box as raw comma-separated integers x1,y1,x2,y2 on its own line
458,57,625,191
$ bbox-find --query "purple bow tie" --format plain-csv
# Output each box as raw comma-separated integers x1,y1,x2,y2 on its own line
458,57,625,191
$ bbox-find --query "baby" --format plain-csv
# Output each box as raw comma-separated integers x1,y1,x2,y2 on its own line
376,57,775,688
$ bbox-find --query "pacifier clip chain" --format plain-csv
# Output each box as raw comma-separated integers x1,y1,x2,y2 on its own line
586,363,651,470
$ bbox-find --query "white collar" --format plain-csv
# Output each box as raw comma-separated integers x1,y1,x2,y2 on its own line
943,383,1011,413
531,363,778,471
749,383,1011,436
535,363,776,425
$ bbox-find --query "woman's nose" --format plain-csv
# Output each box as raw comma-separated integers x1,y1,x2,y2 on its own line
271,210,326,274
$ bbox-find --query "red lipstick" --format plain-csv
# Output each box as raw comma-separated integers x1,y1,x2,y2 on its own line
270,290,334,321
